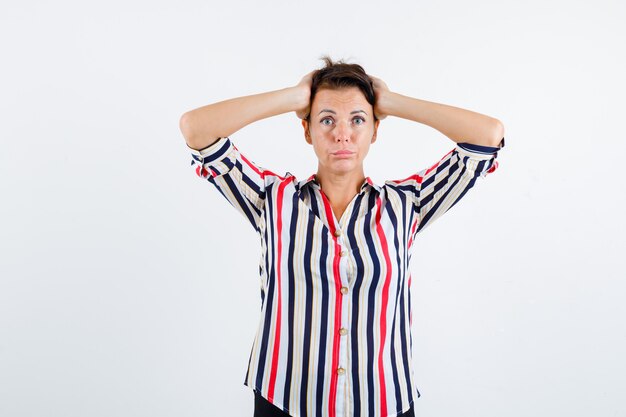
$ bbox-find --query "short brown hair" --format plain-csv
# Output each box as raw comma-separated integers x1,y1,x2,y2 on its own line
307,56,376,121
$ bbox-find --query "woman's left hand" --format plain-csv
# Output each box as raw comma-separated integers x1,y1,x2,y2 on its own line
370,75,390,120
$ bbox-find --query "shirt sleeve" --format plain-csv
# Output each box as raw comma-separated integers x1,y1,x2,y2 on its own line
392,137,505,235
188,137,286,233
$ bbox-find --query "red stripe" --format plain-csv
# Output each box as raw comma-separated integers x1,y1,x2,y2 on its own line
408,273,413,326
319,191,342,417
487,160,499,174
238,149,287,181
392,173,423,184
407,217,419,250
267,179,289,400
320,190,336,236
194,163,213,178
392,148,455,184
374,196,392,416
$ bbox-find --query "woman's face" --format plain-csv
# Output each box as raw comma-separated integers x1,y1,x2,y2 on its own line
302,86,379,177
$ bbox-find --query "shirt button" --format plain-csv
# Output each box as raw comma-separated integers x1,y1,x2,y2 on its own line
340,286,349,295
337,367,345,375
339,328,348,336
334,229,342,237
340,250,348,257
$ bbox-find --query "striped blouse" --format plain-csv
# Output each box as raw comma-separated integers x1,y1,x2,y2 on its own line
188,136,504,417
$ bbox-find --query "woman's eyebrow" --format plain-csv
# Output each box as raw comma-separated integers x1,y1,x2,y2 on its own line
318,109,368,115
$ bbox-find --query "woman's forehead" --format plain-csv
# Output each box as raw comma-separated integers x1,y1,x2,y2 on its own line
312,87,371,111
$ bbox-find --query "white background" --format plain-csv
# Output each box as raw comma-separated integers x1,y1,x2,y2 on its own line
1,0,625,416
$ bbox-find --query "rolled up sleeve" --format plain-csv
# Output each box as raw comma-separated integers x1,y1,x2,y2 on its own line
189,137,279,232
389,137,505,235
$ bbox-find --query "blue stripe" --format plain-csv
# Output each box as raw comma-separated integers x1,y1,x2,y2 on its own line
417,157,464,232
397,187,415,404
255,183,277,389
199,138,231,162
385,197,404,413
315,219,330,417
347,194,367,417
300,209,315,416
222,174,259,233
363,191,378,417
282,194,299,408
457,141,501,154
450,157,486,208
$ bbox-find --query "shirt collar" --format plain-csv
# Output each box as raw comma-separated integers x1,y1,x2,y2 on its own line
297,174,381,194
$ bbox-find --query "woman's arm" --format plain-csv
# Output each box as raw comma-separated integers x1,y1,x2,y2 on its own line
372,77,504,148
180,72,313,150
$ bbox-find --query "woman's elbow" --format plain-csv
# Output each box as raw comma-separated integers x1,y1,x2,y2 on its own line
179,112,204,149
490,119,505,148
179,112,194,141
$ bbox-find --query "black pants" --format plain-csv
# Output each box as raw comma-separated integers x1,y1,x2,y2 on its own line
254,391,415,417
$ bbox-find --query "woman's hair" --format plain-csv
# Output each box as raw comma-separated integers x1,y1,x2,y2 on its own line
307,56,376,121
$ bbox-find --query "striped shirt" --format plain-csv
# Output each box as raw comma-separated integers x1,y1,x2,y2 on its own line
188,136,504,417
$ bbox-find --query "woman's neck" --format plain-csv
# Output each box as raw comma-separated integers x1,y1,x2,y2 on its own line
315,169,366,205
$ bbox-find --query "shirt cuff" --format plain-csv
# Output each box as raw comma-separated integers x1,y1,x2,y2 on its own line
456,137,505,160
188,137,232,164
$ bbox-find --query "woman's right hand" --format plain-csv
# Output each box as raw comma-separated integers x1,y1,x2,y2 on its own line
294,70,315,120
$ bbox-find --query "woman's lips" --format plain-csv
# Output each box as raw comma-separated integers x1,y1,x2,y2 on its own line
332,150,354,156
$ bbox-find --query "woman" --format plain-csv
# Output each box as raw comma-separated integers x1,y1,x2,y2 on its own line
180,57,504,417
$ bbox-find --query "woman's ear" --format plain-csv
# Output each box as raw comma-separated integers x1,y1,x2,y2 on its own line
302,119,312,144
371,119,380,144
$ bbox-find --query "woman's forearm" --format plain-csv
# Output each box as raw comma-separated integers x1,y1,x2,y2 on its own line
379,91,504,148
180,86,308,150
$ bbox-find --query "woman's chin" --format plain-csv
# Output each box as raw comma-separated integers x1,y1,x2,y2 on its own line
322,160,363,175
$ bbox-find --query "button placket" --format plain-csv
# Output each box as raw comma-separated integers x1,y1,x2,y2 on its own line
334,225,351,413
336,277,350,414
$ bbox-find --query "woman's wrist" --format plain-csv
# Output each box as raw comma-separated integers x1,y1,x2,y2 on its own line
375,90,395,120
289,84,310,119
380,91,416,120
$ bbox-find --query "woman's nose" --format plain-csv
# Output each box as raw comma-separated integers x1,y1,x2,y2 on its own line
334,121,351,141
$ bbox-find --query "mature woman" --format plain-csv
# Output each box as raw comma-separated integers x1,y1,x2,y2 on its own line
180,57,504,417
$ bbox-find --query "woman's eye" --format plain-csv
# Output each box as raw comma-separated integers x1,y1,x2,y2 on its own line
353,117,365,125
321,118,333,126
